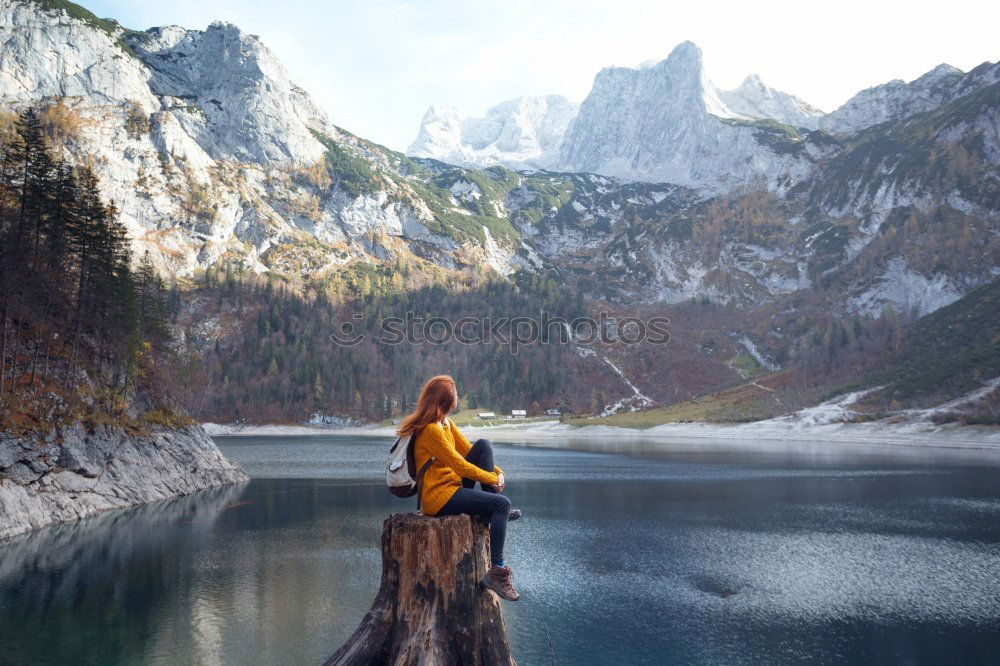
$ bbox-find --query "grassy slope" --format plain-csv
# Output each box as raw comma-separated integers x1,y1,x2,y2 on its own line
857,278,1000,408
446,408,552,427
564,372,799,428
310,130,524,246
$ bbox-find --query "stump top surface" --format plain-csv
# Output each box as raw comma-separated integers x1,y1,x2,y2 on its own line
388,512,472,528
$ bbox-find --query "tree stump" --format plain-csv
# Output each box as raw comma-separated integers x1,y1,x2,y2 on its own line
325,513,515,666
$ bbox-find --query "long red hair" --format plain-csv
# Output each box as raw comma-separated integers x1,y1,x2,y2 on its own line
397,375,458,436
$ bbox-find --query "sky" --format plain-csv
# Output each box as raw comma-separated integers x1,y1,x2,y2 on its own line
84,0,1000,152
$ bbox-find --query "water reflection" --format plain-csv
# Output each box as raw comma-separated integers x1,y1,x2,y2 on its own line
490,432,1000,468
0,483,246,664
0,480,396,665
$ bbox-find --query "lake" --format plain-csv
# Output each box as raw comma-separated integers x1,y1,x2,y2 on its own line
2,435,1000,664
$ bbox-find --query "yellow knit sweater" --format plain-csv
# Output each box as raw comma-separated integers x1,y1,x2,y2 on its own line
414,419,502,516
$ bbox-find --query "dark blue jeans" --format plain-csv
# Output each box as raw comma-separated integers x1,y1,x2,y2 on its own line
437,439,511,566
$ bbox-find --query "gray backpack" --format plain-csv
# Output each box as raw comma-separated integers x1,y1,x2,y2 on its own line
386,427,435,505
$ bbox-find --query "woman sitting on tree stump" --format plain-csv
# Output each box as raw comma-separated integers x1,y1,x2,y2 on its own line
397,375,522,601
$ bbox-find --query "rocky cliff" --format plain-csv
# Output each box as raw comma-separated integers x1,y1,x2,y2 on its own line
819,62,1000,134
0,0,528,277
560,43,806,189
0,424,248,539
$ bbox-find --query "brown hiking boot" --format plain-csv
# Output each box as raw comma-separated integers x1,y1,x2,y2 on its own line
483,565,520,601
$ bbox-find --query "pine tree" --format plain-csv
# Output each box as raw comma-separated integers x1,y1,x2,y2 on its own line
0,109,178,422
313,372,324,405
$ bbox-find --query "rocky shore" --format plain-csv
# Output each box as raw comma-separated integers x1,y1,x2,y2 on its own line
0,424,248,539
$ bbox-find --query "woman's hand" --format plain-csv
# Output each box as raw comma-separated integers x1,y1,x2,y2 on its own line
496,473,505,492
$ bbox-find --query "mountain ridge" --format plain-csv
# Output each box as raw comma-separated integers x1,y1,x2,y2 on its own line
409,41,999,192
4,2,996,319
410,41,828,182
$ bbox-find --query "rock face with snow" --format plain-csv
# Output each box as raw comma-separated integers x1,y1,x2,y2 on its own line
821,64,967,134
556,42,820,189
821,60,1000,134
719,74,823,129
0,424,248,539
407,95,579,169
412,43,825,188
504,54,1000,318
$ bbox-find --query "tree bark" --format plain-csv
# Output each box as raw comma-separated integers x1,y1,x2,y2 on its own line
326,513,515,666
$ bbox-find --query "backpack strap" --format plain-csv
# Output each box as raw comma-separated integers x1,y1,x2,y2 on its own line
412,426,436,512
415,456,436,512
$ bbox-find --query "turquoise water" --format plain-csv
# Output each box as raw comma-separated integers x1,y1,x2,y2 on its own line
2,435,1000,664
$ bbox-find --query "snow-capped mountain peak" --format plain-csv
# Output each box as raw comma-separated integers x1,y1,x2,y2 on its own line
408,104,465,159
410,41,825,187
407,95,578,170
555,41,819,188
719,74,824,128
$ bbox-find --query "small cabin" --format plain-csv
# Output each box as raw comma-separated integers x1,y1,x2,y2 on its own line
511,409,527,419
477,412,497,420
545,409,561,416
